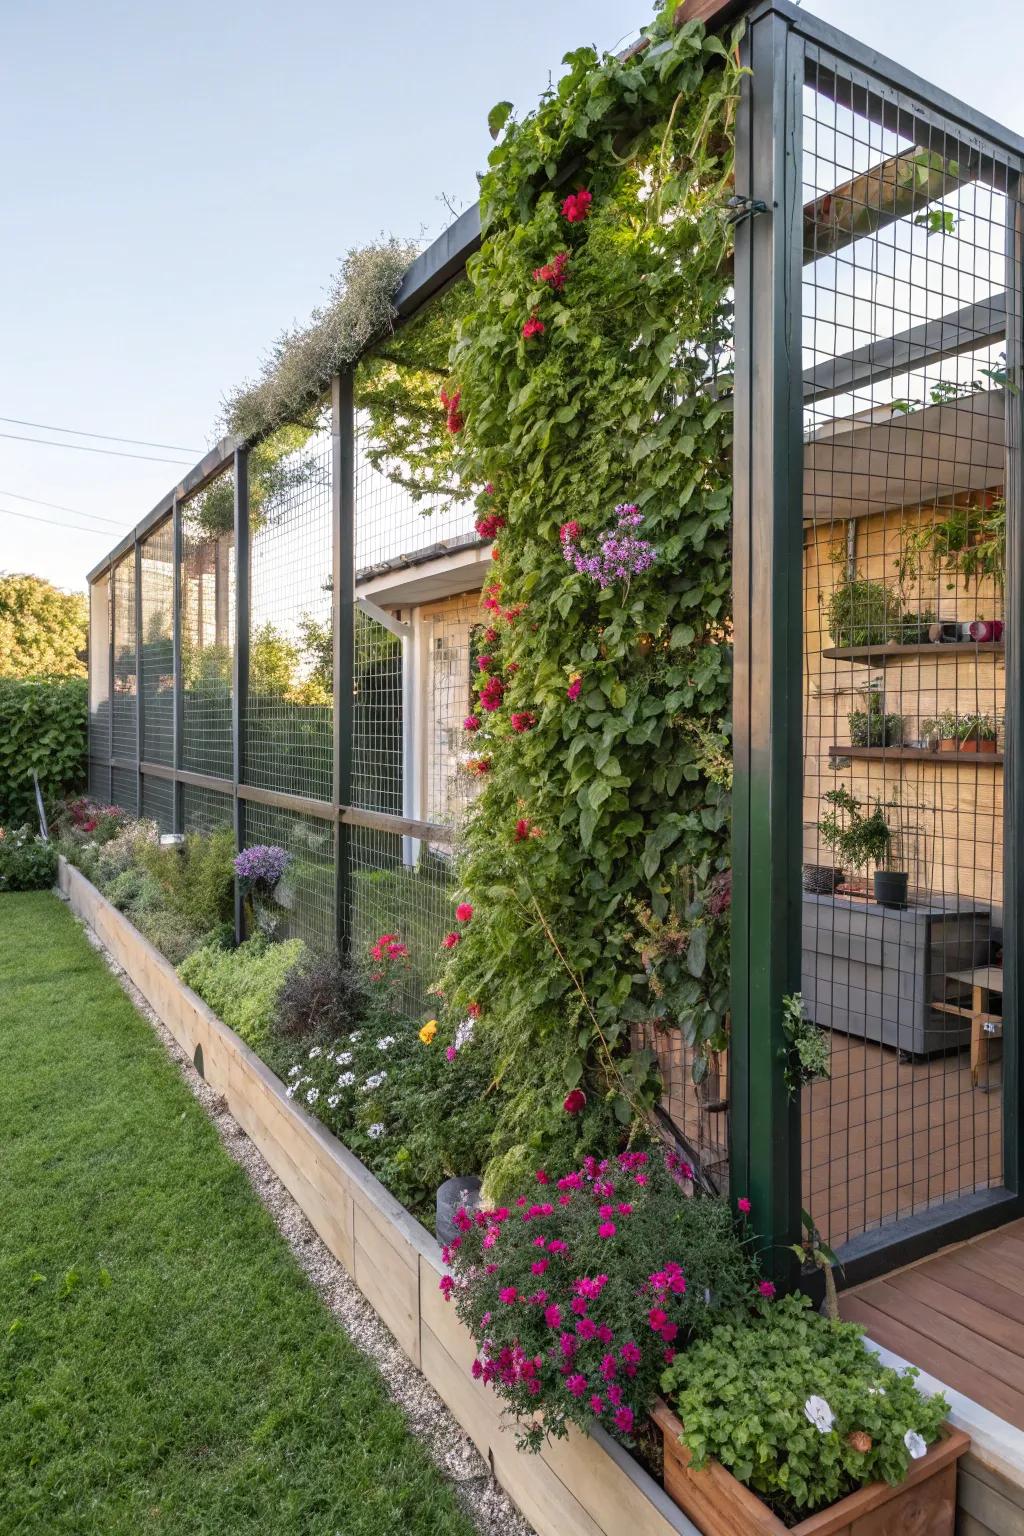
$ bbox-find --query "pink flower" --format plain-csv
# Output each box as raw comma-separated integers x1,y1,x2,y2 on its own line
476,655,493,673
598,1222,616,1239
567,676,582,701
600,1354,617,1381
471,1358,483,1378
559,520,580,543
510,710,538,733
559,1332,577,1357
445,1046,456,1062
544,1304,561,1329
499,1286,518,1305
759,1280,777,1300
576,1317,598,1341
441,932,461,949
634,1173,647,1186
484,482,495,495
566,1374,588,1399
563,1088,587,1115
613,1406,634,1435
660,1323,678,1344
522,313,545,339
562,188,593,223
589,1394,605,1415
607,1384,623,1407
531,1259,549,1276
535,1169,549,1185
648,1308,669,1332
738,1197,752,1215
532,250,570,290
475,513,505,540
439,1275,455,1300
482,1230,498,1250
455,902,474,923
463,715,480,732
547,1239,568,1255
480,675,505,711
570,1296,588,1316
620,1341,641,1366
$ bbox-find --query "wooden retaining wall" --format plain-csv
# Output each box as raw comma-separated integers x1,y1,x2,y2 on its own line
57,858,698,1536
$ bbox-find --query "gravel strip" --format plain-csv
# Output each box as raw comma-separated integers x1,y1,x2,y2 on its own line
69,905,535,1536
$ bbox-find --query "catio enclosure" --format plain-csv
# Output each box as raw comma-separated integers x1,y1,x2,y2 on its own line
86,0,1024,1285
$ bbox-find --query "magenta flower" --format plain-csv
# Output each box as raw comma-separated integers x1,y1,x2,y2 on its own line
566,1373,588,1399
738,1197,752,1215
598,1221,616,1239
499,1286,518,1305
614,1406,635,1434
759,1280,777,1300
543,1304,561,1329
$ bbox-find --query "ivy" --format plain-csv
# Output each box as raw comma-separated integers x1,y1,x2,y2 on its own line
439,10,744,1179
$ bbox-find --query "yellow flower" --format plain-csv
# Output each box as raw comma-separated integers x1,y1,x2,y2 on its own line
419,1019,438,1044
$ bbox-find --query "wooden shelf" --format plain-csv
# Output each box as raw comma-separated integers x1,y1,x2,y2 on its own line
829,745,1003,765
823,641,1004,665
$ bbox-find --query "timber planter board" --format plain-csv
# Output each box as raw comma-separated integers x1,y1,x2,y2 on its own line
56,858,698,1536
652,1400,969,1536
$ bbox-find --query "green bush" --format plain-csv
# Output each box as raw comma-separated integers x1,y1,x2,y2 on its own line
0,677,87,825
661,1294,947,1524
180,937,306,1050
826,576,931,648
0,827,57,891
137,909,219,968
139,826,236,932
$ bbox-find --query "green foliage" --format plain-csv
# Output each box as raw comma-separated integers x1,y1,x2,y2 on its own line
273,947,369,1043
0,677,87,825
0,573,87,678
439,14,743,1165
661,1294,948,1523
923,709,997,742
138,825,237,932
825,573,928,648
780,992,830,1096
847,693,904,747
180,936,306,1051
817,789,891,872
897,497,1005,594
0,826,57,890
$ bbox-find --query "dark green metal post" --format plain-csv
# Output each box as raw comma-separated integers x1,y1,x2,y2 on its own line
171,498,183,835
1003,175,1024,1196
333,372,356,957
729,6,804,1278
134,537,143,816
233,447,250,944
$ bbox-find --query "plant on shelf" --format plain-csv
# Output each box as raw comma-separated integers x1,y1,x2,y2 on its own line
779,993,830,1096
897,495,1006,597
825,572,932,648
847,691,905,747
922,710,998,753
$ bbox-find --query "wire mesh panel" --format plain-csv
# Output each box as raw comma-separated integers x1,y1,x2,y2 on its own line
181,469,235,779
111,554,137,766
352,608,402,814
88,574,110,801
347,823,452,1014
182,783,233,836
110,766,138,815
799,48,1017,1252
241,800,335,950
141,773,174,833
244,418,333,802
140,519,174,765
424,595,484,829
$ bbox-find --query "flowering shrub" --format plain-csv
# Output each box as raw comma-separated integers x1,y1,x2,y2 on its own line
442,1149,758,1451
662,1295,948,1524
234,844,291,895
560,504,658,589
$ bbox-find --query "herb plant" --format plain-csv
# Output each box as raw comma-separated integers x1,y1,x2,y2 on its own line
780,993,830,1095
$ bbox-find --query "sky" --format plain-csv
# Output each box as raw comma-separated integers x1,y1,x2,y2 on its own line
3,0,1022,596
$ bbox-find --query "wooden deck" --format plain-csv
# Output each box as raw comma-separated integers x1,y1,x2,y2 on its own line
841,1219,1024,1430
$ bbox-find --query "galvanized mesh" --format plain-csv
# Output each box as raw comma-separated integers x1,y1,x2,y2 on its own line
799,48,1013,1252
111,555,137,762
140,519,174,765
245,417,333,802
88,574,111,802
181,471,235,779
183,783,233,836
424,597,484,828
242,799,335,951
352,608,402,814
141,773,174,833
110,766,138,816
346,824,452,1015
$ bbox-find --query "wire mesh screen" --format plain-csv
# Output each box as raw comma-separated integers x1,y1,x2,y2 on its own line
111,554,137,763
800,49,1015,1252
352,608,402,814
88,575,111,801
245,417,333,802
242,800,335,950
140,519,174,765
181,471,235,779
182,783,233,836
141,773,174,832
424,596,484,828
347,823,452,1014
111,766,138,816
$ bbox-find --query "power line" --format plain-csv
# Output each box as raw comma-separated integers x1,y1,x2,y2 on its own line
0,414,201,454
0,430,191,465
0,488,126,529
0,505,122,538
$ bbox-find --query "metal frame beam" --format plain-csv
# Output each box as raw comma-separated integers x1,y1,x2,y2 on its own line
232,447,250,942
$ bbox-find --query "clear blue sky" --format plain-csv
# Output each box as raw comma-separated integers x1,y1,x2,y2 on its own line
3,0,1022,594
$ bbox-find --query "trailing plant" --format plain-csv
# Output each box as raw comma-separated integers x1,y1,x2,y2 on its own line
0,826,57,891
0,677,87,826
897,496,1005,596
661,1293,948,1525
441,1148,760,1452
179,936,306,1051
847,692,904,748
817,789,891,872
438,9,744,1174
780,993,830,1096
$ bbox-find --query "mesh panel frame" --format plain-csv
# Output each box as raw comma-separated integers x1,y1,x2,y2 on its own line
111,555,137,762
140,519,174,765
181,471,235,780
242,800,335,951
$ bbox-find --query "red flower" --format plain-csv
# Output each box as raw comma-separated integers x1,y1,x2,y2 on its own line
442,932,461,949
439,385,464,433
532,250,570,291
463,715,480,732
505,661,519,675
510,710,537,733
477,654,493,673
484,627,499,646
559,520,580,543
522,313,545,339
759,1280,777,1300
467,756,491,777
480,676,505,712
737,1197,752,1215
467,1002,481,1019
563,1088,587,1115
475,512,505,540
484,481,495,495
562,188,593,223
514,818,530,842
455,902,473,923
598,1221,616,1239
490,545,500,561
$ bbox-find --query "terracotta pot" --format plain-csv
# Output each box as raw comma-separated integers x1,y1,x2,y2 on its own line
652,1399,969,1536
938,738,959,753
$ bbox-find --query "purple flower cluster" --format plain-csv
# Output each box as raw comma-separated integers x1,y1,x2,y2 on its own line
233,844,291,890
561,504,657,589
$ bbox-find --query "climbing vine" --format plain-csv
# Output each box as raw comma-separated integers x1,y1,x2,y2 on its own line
437,6,744,1191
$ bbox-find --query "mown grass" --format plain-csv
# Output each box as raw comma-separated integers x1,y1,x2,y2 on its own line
0,892,476,1536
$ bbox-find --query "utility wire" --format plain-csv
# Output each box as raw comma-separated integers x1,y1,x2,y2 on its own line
0,430,191,466
0,505,123,538
0,488,126,529
0,414,201,455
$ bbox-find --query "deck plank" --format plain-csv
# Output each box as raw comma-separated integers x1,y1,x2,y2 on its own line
885,1268,1024,1359
918,1255,1024,1326
857,1279,1024,1390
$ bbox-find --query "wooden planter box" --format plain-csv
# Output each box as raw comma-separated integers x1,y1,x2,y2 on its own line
652,1400,969,1536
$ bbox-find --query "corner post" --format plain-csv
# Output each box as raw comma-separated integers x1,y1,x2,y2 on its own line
1003,171,1024,1195
134,535,143,816
233,447,250,944
171,497,183,834
333,373,356,957
729,6,804,1275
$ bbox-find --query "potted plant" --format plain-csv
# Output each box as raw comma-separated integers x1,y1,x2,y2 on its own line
817,790,907,909
847,692,905,748
826,571,933,648
655,1294,967,1536
923,710,998,754
233,843,293,937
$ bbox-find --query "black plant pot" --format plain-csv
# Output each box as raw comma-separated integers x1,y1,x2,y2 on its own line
436,1175,483,1245
873,870,909,909
803,863,845,895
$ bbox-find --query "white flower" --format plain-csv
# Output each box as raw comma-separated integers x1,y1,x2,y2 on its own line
349,1032,362,1044
367,1122,385,1139
376,1035,396,1051
904,1430,927,1460
337,1071,355,1088
288,1065,301,1078
867,1385,886,1397
336,1050,353,1065
454,1018,475,1050
327,1094,339,1109
306,1087,319,1105
285,1084,297,1099
804,1396,835,1434
363,1071,387,1091
308,1046,322,1059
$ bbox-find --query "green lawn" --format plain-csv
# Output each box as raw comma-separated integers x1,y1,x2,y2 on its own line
0,892,476,1536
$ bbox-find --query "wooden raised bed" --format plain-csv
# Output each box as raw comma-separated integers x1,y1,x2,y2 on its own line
652,1400,969,1536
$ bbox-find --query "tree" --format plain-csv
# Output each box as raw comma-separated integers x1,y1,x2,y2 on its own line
0,573,88,679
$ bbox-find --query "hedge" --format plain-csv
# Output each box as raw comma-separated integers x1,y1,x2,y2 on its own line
0,677,87,826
